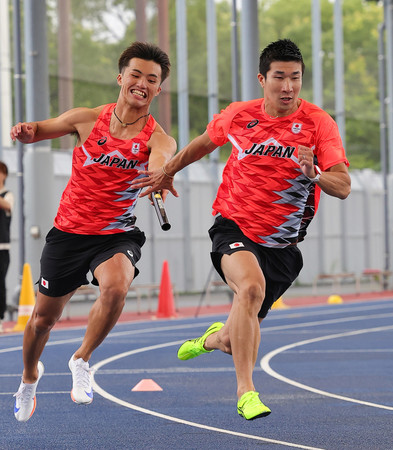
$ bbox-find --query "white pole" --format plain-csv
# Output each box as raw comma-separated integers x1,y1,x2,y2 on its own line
384,0,393,174
206,0,219,186
240,0,259,101
176,0,192,291
312,0,323,108
0,0,12,149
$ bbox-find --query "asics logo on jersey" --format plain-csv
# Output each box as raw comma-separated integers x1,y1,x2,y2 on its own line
244,143,295,158
97,137,107,145
247,119,259,129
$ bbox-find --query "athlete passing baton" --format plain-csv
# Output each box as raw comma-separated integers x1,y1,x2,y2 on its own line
132,39,351,421
10,42,176,423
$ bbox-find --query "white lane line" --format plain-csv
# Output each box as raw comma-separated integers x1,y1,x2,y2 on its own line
2,311,393,355
262,312,393,333
260,325,393,411
0,323,213,354
268,301,393,320
1,390,70,396
91,344,326,450
285,349,393,354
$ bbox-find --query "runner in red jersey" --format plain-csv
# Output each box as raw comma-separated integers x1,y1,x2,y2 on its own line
10,42,176,422
207,97,348,247
134,39,351,420
54,102,156,234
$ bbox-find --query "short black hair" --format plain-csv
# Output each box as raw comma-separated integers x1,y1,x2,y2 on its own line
259,39,305,77
118,41,171,83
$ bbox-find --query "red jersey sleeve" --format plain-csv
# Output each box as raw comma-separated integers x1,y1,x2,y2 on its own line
311,109,349,170
206,106,231,146
206,101,252,147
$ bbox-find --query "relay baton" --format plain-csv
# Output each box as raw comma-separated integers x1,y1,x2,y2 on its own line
152,192,171,231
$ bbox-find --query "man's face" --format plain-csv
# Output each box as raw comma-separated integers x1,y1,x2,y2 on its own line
117,58,162,108
258,61,303,117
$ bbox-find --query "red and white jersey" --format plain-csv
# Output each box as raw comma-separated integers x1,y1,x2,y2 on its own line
54,103,155,234
207,98,349,247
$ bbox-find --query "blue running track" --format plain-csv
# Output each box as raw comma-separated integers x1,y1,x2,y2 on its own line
1,299,393,449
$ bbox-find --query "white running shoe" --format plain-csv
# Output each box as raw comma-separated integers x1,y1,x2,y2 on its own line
14,361,45,422
68,354,93,404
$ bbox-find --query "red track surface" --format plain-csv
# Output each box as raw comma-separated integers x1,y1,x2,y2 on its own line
2,289,392,333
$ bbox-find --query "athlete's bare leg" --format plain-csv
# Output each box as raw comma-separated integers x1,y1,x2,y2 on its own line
22,291,75,383
205,251,265,399
73,253,134,362
205,294,263,359
205,294,235,355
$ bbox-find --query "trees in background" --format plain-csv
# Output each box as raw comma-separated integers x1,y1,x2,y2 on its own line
43,0,382,169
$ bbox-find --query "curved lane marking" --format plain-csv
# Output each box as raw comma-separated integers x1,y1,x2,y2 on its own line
260,325,393,411
91,342,325,450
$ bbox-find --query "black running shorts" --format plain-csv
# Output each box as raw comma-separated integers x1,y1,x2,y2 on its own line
38,227,146,297
208,215,303,318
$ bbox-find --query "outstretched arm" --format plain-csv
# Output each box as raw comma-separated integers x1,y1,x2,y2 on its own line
133,130,218,198
10,107,102,145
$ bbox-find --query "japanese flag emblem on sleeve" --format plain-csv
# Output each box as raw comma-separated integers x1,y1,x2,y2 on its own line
229,242,244,249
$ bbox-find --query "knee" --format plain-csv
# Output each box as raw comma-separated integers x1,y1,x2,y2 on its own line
99,284,128,309
31,312,57,334
238,282,264,311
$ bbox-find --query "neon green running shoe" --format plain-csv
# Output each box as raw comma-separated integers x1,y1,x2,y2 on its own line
237,391,271,420
177,322,224,360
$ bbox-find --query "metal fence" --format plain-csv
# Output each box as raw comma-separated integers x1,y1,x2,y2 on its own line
1,147,392,304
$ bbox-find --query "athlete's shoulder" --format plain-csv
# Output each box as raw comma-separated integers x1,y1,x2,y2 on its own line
93,103,115,119
62,104,109,125
299,99,335,123
217,98,262,121
222,98,261,113
94,104,112,113
152,120,168,137
150,120,176,146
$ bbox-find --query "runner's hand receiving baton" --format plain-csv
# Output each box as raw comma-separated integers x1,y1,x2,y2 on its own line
132,166,179,198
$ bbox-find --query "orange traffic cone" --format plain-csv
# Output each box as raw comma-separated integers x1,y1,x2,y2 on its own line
13,263,36,331
156,260,177,318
